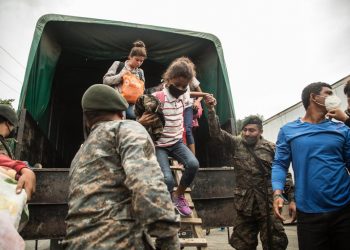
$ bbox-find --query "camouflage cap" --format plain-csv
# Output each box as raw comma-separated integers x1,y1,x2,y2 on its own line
241,115,262,130
82,84,129,112
0,104,18,127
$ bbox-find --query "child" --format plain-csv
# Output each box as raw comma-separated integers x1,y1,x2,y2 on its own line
183,76,206,155
103,40,147,119
144,57,200,216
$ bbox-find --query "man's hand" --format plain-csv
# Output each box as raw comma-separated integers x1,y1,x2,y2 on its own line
327,108,349,122
204,94,217,110
16,168,36,201
138,112,158,126
273,190,285,221
289,201,297,223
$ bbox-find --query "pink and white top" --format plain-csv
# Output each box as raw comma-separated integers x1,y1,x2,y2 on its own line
153,87,185,147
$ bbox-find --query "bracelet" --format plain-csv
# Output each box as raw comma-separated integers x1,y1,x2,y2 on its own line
273,194,287,201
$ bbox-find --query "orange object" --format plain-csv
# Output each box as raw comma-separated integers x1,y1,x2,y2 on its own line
121,72,145,104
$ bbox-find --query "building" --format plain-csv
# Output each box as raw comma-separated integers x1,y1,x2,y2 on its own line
263,75,350,143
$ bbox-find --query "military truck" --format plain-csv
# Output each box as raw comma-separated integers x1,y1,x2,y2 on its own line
14,14,237,240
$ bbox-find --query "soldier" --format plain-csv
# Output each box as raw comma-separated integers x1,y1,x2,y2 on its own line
64,84,180,250
0,104,36,250
204,95,295,250
0,104,36,200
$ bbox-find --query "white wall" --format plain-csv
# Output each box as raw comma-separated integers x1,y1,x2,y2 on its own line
263,75,350,143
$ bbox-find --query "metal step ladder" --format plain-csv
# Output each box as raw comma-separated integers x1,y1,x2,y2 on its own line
170,159,208,249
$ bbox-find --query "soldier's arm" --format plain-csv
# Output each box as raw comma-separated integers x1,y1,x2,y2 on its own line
103,61,123,86
284,172,295,202
204,94,239,147
116,122,180,249
207,108,239,147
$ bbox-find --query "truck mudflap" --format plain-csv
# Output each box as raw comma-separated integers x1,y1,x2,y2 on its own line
191,167,235,228
21,167,235,239
21,168,69,240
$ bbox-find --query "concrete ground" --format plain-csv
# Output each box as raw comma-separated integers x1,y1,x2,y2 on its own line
188,225,298,250
25,225,298,249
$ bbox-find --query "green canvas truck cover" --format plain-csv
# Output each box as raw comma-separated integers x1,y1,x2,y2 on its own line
16,15,238,239
17,14,236,168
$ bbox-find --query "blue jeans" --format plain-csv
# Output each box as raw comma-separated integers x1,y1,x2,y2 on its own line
156,140,199,192
184,107,194,145
125,104,136,120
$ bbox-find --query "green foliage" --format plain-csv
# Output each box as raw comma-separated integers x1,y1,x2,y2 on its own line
236,114,264,132
0,99,15,107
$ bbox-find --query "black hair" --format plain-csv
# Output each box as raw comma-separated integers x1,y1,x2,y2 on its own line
344,80,350,97
301,82,332,110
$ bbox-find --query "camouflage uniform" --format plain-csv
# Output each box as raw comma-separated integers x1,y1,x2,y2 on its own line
64,120,180,250
208,109,293,250
134,94,165,141
0,137,15,158
0,141,8,155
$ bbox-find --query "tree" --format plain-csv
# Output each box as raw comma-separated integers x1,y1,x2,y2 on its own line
0,99,15,107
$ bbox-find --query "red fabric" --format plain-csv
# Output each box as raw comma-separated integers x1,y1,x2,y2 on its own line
192,102,203,128
153,90,165,103
0,154,27,173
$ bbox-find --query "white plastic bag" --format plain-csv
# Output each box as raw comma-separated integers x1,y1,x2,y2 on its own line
0,167,29,230
0,167,29,250
0,213,25,250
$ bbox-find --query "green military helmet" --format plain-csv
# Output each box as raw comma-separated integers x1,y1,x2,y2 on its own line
82,84,129,112
0,104,18,127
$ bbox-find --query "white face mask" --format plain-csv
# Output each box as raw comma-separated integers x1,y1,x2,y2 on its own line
325,95,342,111
314,94,342,111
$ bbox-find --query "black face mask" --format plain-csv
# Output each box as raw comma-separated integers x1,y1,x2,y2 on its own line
243,136,258,146
7,128,17,138
168,84,187,99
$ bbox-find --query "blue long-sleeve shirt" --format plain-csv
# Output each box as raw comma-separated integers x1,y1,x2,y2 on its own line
272,118,350,213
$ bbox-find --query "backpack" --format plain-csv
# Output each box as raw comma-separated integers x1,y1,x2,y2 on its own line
153,90,165,103
116,62,145,104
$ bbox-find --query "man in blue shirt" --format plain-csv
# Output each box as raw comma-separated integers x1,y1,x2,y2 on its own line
272,82,350,250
